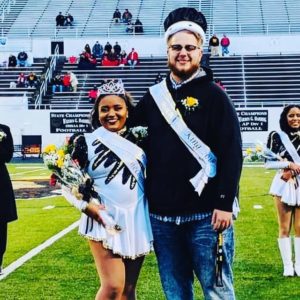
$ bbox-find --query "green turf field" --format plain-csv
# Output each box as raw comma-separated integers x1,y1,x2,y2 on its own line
1,165,300,299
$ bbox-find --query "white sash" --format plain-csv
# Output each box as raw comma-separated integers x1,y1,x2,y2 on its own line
279,131,300,164
92,127,147,191
149,79,217,196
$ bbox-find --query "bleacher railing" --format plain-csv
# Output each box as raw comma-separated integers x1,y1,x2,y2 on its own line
1,0,15,23
34,44,59,109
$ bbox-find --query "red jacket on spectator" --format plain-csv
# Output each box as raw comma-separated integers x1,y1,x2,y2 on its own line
88,89,98,99
221,36,230,47
63,74,71,87
127,49,138,61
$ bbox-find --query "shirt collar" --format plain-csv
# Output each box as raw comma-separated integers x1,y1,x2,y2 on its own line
170,68,206,90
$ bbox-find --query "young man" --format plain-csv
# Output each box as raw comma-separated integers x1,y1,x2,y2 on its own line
132,7,242,300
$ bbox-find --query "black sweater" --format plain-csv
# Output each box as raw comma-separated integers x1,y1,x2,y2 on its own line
132,69,243,216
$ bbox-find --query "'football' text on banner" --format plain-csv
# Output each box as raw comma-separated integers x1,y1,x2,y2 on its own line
50,112,92,133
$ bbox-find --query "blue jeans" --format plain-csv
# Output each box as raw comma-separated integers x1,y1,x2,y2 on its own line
150,215,235,300
222,46,229,56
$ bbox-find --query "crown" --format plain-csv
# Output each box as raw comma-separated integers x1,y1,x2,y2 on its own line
98,79,125,95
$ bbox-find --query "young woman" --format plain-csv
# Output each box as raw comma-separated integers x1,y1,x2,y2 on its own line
62,80,153,299
266,105,300,276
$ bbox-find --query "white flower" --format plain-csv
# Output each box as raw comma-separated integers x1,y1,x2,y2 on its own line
130,126,148,140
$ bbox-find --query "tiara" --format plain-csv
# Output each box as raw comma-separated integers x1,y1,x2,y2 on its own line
98,79,125,95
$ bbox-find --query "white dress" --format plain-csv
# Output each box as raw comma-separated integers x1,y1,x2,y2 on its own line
267,130,300,206
62,128,153,259
269,170,300,206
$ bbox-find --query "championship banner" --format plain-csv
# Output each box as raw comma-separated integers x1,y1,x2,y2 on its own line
50,112,92,133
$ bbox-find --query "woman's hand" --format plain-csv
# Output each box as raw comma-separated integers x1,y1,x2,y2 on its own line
281,169,293,182
84,203,106,225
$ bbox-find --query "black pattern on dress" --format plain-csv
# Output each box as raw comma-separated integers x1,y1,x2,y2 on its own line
267,130,300,162
91,132,141,189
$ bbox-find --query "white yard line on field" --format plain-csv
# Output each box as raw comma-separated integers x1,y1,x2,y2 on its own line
15,166,45,169
11,169,46,177
0,221,79,281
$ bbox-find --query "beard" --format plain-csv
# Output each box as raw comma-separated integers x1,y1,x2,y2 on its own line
168,59,200,81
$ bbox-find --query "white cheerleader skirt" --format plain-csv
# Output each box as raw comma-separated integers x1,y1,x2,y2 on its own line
78,196,153,260
269,171,300,206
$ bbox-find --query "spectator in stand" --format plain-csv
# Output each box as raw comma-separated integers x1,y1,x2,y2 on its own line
113,8,121,23
221,34,230,56
65,13,74,26
126,21,134,33
92,41,103,59
78,50,89,69
16,73,27,88
119,50,127,67
88,85,98,103
209,34,220,56
17,50,28,67
134,19,144,34
62,72,71,91
101,52,109,66
154,72,163,84
27,72,38,88
51,73,63,93
89,54,97,67
102,50,119,66
122,9,132,23
56,12,65,27
8,55,17,67
69,71,78,92
113,42,121,57
85,44,92,55
78,50,97,70
108,49,118,64
127,48,139,69
104,42,112,54
214,78,226,91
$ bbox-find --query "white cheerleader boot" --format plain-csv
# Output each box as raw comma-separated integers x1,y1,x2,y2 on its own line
294,237,300,276
278,237,294,276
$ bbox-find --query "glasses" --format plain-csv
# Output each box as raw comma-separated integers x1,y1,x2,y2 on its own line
168,44,201,52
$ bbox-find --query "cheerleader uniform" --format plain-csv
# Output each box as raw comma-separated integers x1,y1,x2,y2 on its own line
266,130,300,206
62,127,153,259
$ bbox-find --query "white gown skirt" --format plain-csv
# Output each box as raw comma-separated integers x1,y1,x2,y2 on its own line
78,194,153,259
269,171,300,206
62,188,153,259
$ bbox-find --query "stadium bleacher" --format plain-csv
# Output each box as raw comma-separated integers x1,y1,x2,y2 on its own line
0,0,299,110
1,0,300,38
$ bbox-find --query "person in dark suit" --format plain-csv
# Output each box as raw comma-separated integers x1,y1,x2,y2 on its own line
0,124,17,275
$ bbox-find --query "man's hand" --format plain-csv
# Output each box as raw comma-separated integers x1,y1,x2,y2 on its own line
289,162,300,174
211,209,233,231
84,203,106,225
281,169,293,182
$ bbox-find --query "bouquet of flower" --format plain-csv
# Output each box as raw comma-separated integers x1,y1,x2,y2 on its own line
244,142,283,162
0,130,7,142
43,142,122,235
244,145,264,162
